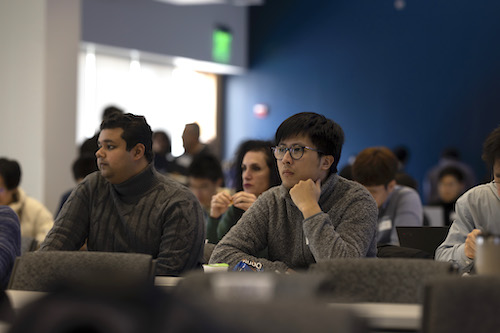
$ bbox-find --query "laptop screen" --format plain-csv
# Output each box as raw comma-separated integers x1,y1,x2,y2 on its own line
396,226,450,257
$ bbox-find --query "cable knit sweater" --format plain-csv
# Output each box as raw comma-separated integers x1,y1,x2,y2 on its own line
209,174,378,272
40,164,205,276
0,206,21,289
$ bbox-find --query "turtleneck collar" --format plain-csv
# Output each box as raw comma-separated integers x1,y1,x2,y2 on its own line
112,164,156,202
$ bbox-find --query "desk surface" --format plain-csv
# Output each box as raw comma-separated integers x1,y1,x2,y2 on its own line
329,302,422,331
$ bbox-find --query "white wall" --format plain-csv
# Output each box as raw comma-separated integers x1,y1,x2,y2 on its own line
0,0,80,214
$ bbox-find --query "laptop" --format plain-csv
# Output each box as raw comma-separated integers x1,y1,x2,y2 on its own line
396,226,450,257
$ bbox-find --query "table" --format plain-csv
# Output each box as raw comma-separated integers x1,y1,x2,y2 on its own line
328,302,422,332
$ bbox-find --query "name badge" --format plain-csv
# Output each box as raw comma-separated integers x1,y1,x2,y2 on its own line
379,218,392,232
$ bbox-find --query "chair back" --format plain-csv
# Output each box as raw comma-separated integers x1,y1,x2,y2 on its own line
309,258,458,303
422,276,500,333
7,251,156,292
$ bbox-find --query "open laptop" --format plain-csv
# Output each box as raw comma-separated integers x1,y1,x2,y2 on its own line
397,226,450,257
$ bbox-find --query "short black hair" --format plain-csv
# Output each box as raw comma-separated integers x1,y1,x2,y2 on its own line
72,154,98,181
233,140,281,192
275,112,345,173
100,113,153,163
482,125,500,170
438,166,465,183
0,158,21,190
188,153,223,183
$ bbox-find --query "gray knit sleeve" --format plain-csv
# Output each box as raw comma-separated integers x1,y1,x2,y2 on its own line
303,189,378,259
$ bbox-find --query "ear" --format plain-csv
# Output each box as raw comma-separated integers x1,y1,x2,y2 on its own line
320,155,334,171
132,143,145,160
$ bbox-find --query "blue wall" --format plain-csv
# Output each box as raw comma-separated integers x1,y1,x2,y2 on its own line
224,0,500,193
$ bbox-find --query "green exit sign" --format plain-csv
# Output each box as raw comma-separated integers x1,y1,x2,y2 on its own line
212,27,232,63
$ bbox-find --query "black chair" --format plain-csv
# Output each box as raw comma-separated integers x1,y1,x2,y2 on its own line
309,258,458,303
7,251,156,292
422,275,500,333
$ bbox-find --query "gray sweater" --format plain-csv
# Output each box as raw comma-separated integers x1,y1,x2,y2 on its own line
40,164,205,276
209,174,378,272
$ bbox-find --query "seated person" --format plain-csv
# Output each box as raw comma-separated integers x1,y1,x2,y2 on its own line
40,113,205,276
188,153,224,222
209,112,378,272
56,154,98,217
0,206,21,289
432,166,466,226
207,140,280,244
435,125,500,274
0,158,54,244
352,147,423,246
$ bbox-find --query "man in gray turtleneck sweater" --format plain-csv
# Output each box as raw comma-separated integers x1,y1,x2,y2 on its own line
40,113,205,276
209,112,378,272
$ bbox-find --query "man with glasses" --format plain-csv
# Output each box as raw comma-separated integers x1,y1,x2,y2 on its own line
210,112,378,272
435,125,500,274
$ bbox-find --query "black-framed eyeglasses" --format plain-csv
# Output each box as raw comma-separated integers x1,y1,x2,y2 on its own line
272,145,324,160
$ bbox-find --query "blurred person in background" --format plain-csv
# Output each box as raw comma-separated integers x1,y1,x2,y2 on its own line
431,166,466,226
207,140,280,244
0,158,53,244
352,147,423,247
188,153,224,223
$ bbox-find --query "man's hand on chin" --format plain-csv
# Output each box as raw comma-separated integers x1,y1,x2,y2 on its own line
290,179,322,218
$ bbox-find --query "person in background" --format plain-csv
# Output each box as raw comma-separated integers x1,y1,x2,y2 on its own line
174,123,211,176
40,113,205,276
352,147,423,247
392,145,419,191
423,147,477,204
435,125,500,274
188,153,224,222
210,112,378,272
56,154,98,217
0,158,54,244
0,206,21,289
207,140,280,244
432,166,466,226
152,130,180,175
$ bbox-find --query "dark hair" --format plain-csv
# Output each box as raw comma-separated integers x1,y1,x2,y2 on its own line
100,113,153,163
233,140,281,192
482,125,500,170
393,145,410,165
438,166,465,183
102,106,124,120
153,131,171,154
0,158,21,190
188,153,223,183
352,147,398,186
275,112,345,173
441,147,460,160
72,154,98,181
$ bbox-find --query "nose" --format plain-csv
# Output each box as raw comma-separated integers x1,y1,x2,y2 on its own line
95,147,104,158
243,169,251,180
281,149,293,164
